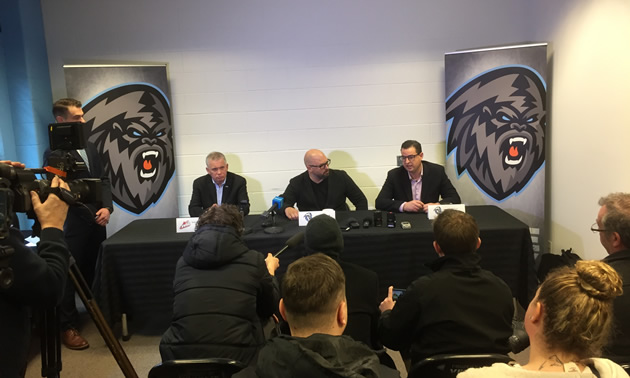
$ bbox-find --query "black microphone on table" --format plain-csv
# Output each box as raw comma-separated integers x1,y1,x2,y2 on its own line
239,200,252,235
273,231,305,257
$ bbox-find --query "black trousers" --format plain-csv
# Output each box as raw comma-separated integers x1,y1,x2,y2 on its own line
59,216,106,330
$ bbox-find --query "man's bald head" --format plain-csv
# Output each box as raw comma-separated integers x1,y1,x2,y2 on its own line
304,149,326,166
304,149,330,183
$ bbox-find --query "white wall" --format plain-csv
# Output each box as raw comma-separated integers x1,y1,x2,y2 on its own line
543,0,630,260
40,0,535,214
39,0,629,259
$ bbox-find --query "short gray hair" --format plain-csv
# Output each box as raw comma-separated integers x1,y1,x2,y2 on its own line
598,192,630,248
206,152,226,166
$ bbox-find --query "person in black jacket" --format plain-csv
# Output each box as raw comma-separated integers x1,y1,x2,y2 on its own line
376,140,460,213
188,152,250,216
281,149,367,220
0,161,71,378
595,192,630,362
378,209,513,365
234,253,399,378
43,98,114,350
159,204,279,364
303,214,380,349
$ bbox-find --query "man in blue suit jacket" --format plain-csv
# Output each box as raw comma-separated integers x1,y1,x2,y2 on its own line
188,152,249,217
376,140,460,213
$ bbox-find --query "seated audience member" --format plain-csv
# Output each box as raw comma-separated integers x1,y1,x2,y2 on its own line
459,260,628,377
188,152,249,217
376,140,460,213
159,205,279,364
280,149,368,220
596,193,630,362
378,209,514,364
234,253,400,378
304,214,380,349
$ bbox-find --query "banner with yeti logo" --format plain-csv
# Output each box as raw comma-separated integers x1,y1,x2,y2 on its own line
444,43,547,255
64,65,177,235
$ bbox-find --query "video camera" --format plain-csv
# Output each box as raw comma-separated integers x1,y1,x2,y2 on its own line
0,122,104,289
0,122,103,232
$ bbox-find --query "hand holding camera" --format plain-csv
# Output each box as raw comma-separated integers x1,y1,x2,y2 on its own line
30,175,70,230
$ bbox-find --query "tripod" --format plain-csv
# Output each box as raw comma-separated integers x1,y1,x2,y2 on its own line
39,258,138,378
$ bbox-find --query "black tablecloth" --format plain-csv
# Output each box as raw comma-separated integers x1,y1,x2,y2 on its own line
93,205,537,334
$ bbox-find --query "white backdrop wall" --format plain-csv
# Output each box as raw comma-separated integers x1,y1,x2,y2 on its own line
39,0,629,260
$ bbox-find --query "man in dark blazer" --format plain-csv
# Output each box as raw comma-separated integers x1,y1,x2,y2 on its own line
376,140,460,213
43,98,114,350
188,152,249,217
281,149,367,220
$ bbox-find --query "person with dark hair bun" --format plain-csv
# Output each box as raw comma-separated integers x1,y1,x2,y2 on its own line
159,204,279,364
459,260,628,377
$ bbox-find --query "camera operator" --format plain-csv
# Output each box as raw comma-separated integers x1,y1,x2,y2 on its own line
44,98,113,350
0,160,71,378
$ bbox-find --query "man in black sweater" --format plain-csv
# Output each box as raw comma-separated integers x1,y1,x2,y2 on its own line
378,209,513,365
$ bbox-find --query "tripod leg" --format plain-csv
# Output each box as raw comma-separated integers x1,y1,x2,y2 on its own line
39,308,61,378
69,262,138,378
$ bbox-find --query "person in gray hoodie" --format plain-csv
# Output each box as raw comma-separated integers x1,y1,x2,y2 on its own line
235,253,400,378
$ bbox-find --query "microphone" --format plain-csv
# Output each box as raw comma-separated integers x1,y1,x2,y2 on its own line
274,231,305,257
262,196,284,218
238,199,250,216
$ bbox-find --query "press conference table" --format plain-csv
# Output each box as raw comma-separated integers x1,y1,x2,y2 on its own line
92,206,537,334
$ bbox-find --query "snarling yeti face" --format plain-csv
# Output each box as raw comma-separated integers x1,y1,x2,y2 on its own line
446,67,546,201
82,84,174,214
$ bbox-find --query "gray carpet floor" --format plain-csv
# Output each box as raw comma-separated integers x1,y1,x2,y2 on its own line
24,300,527,378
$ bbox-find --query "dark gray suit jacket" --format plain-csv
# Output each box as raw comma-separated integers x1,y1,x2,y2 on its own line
375,161,460,212
188,171,249,216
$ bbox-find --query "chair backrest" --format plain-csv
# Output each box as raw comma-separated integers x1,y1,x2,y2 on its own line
148,358,246,378
408,354,513,378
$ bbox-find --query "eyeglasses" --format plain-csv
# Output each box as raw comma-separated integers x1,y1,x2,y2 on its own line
309,159,331,169
401,154,420,162
591,222,607,233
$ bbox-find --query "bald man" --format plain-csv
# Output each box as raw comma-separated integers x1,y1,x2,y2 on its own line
280,149,368,220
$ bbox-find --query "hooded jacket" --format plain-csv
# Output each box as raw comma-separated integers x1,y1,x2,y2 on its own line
234,334,399,378
159,224,279,364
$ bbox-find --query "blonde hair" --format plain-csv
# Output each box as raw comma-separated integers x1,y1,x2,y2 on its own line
538,260,623,358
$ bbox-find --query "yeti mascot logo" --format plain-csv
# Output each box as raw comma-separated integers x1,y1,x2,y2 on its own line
446,66,546,201
82,84,174,214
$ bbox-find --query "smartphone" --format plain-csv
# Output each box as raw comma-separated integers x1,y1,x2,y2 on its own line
400,221,411,230
386,212,396,228
392,288,406,301
373,211,383,227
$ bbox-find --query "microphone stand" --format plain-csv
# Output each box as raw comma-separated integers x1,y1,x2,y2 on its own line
263,210,283,234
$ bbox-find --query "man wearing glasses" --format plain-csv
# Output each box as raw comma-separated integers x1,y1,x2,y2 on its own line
593,193,630,362
375,140,460,213
280,149,367,220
